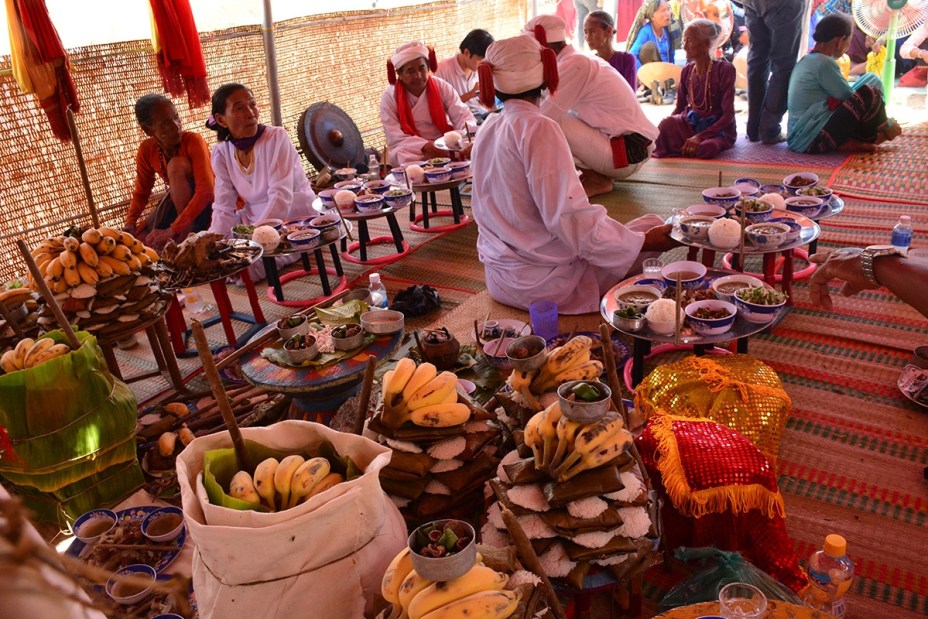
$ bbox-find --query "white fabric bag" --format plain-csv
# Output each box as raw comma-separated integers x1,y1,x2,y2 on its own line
176,421,406,618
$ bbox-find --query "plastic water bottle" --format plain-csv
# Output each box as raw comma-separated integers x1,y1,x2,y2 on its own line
367,154,380,181
890,215,913,254
368,273,388,309
803,534,854,618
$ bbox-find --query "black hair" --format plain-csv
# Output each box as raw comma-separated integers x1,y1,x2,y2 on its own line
813,13,852,43
134,93,172,127
586,10,615,31
460,29,494,57
548,41,567,54
497,85,545,102
207,82,251,142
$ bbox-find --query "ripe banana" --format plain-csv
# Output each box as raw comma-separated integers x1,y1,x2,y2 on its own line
94,258,114,279
274,455,304,510
398,570,434,612
59,249,77,269
164,402,188,416
99,255,132,275
402,362,438,403
407,371,458,410
45,257,64,281
532,360,603,394
287,457,331,508
382,547,415,606
419,589,519,619
253,458,279,511
407,564,508,619
1,350,20,373
95,237,117,255
545,335,593,374
99,227,121,240
304,472,343,501
51,278,69,293
143,246,159,262
229,471,261,504
13,338,35,368
62,236,79,253
78,242,99,267
111,244,133,262
384,357,416,401
523,410,544,467
23,338,55,368
537,401,564,469
552,413,626,481
30,343,71,367
506,369,541,410
558,428,633,482
81,228,103,245
409,402,471,428
126,254,142,272
551,415,583,470
178,425,195,446
77,262,99,285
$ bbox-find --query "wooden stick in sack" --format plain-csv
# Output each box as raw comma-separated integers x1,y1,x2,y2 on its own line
191,319,251,472
352,356,378,435
599,322,629,426
16,239,81,349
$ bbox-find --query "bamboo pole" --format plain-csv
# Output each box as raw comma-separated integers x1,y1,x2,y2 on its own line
737,201,747,272
261,0,283,127
673,272,683,346
599,322,628,425
66,107,99,228
352,356,377,435
191,319,251,472
16,240,81,349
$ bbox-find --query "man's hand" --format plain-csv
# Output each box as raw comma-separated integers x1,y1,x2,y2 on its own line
641,223,680,252
462,83,479,103
145,228,176,250
421,143,449,159
682,135,702,157
460,143,474,160
808,247,878,310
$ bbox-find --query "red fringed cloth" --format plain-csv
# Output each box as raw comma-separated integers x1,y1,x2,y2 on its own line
6,0,80,141
395,78,453,137
636,415,806,592
148,0,210,108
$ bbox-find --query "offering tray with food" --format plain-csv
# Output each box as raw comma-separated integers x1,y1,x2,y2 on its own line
260,323,376,369
671,209,819,254
312,195,409,219
263,217,353,256
155,234,263,291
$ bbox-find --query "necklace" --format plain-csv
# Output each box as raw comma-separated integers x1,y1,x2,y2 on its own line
688,60,713,114
235,148,254,176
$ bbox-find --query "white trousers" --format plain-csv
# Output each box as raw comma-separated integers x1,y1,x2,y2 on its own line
560,113,652,181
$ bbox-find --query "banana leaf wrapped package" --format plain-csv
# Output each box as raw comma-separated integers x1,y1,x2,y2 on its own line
0,330,143,523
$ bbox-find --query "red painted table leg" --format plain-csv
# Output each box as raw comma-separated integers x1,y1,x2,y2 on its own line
209,280,238,347
781,248,794,299
165,296,188,356
239,269,266,323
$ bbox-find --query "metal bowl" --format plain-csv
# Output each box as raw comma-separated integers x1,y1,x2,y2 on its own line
408,519,476,582
557,380,612,423
360,310,405,334
506,335,548,371
613,312,645,332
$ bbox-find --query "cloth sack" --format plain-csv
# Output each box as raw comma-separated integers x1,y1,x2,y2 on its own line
176,421,407,618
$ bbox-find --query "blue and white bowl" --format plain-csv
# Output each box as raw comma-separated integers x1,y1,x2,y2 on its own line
309,214,342,242
733,199,774,223
318,189,339,208
355,194,385,213
734,178,761,189
734,183,760,197
333,180,363,194
287,229,321,249
383,188,413,209
448,161,470,180
745,222,791,250
363,179,392,195
73,508,117,543
427,157,452,168
614,284,663,312
768,217,802,242
679,215,715,242
255,218,283,231
141,506,185,542
425,166,452,184
106,564,156,605
390,167,407,185
683,204,727,219
685,299,737,336
734,287,788,323
661,260,708,289
783,172,819,194
785,195,824,219
796,185,834,205
636,277,668,291
335,167,356,181
710,274,764,303
702,186,742,208
758,184,788,198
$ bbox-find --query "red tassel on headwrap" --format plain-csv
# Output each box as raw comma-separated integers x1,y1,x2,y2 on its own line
541,47,559,94
387,60,397,85
533,24,548,47
427,46,438,72
477,61,496,109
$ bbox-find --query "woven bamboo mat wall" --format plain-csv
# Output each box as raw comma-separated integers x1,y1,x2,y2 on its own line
0,0,527,282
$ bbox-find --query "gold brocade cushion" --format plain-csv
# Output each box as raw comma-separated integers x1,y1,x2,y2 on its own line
634,354,791,460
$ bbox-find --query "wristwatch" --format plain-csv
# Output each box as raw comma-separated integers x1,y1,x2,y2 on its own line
860,245,906,285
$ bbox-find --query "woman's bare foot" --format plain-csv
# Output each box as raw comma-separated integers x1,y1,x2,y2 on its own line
579,168,615,197
875,120,903,144
837,138,877,152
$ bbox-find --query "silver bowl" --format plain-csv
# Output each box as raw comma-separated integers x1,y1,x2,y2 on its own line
557,380,612,423
408,519,476,582
613,312,645,332
506,335,548,371
360,310,404,334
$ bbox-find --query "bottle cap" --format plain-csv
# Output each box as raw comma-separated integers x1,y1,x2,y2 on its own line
823,533,846,557
900,215,911,223
370,272,381,285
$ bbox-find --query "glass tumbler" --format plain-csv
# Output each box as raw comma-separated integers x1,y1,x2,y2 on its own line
718,582,767,619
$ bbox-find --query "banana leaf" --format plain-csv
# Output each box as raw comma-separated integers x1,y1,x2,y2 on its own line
203,439,362,511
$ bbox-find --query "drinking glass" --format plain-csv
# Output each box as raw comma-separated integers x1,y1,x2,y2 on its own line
642,258,663,275
529,301,559,341
183,287,215,320
718,582,767,619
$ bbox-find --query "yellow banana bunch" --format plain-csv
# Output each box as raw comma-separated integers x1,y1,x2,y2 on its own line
398,570,434,611
407,564,509,619
274,455,305,510
557,428,633,482
532,360,603,395
506,369,541,410
287,457,331,508
409,402,471,428
530,336,594,393
382,358,417,429
381,361,465,428
382,547,416,606
1,338,72,373
536,401,563,469
552,414,628,482
239,456,342,511
402,362,438,403
418,589,519,619
33,227,156,290
408,372,458,410
253,458,279,511
551,415,584,470
523,410,545,467
229,471,261,504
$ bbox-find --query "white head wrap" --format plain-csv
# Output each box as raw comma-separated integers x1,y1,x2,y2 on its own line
524,14,567,44
484,35,545,94
391,41,429,71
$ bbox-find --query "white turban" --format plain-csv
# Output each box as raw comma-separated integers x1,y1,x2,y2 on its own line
524,14,567,44
391,41,429,71
485,35,546,94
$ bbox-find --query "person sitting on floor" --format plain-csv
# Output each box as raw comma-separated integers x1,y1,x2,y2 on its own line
206,83,312,279
470,34,678,315
434,29,495,121
124,94,214,249
627,0,681,69
380,41,476,166
526,14,659,197
584,10,637,89
787,13,902,154
653,19,737,159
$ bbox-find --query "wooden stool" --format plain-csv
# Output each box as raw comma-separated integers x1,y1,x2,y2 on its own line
97,312,185,391
410,177,470,232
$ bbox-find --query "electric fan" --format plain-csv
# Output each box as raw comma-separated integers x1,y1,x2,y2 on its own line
853,0,928,102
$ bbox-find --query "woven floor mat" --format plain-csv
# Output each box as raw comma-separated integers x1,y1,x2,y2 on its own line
627,158,835,190
828,122,928,205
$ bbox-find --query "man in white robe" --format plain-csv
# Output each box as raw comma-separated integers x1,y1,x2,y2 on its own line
471,35,677,315
380,41,476,166
526,15,659,197
435,29,494,119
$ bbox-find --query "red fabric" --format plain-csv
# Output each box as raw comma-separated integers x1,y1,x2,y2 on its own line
827,96,842,111
477,61,496,109
610,135,629,168
148,0,210,108
394,77,453,138
616,0,641,43
636,419,805,592
16,0,79,141
541,48,559,94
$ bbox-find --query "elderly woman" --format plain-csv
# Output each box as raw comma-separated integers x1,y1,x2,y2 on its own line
380,41,476,166
124,94,214,248
627,0,682,69
787,14,902,154
653,20,736,159
584,10,637,88
206,83,314,278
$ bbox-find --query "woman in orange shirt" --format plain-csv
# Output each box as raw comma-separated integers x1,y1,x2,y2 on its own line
124,94,214,248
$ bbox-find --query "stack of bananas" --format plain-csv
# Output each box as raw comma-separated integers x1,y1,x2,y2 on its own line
371,359,503,524
506,336,602,411
481,405,656,589
381,548,520,619
227,455,344,512
31,228,167,338
0,337,72,374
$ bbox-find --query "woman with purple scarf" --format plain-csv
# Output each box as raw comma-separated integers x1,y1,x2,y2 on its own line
653,20,737,159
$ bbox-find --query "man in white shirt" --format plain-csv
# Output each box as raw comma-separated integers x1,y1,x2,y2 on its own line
525,14,659,197
435,29,495,120
380,41,476,166
470,34,676,315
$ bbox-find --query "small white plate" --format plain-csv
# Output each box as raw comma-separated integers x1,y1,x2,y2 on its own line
457,379,476,395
